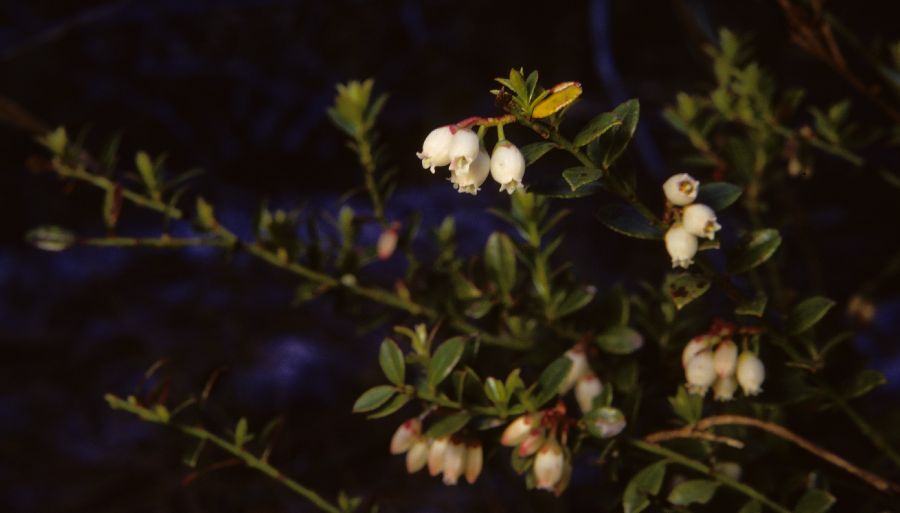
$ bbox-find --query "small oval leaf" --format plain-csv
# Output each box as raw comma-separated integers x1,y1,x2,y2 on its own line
728,228,782,274
485,233,517,294
623,461,667,513
596,203,664,240
425,411,472,438
378,339,406,386
562,166,604,191
352,385,396,413
595,325,644,355
668,479,719,505
697,182,742,211
520,141,556,166
665,273,711,310
787,296,835,335
573,112,622,147
427,337,467,388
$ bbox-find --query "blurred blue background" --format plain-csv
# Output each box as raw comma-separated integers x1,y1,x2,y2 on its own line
1,1,899,511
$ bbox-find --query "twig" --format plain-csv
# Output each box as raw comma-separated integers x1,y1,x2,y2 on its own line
643,426,745,449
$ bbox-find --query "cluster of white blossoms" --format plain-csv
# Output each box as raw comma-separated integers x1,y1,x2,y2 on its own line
682,322,766,399
662,173,722,268
416,126,526,195
389,418,483,486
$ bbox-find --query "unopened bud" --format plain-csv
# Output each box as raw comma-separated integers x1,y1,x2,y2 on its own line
406,438,429,473
464,441,483,484
501,414,536,446
390,418,421,454
558,346,589,394
517,429,545,457
534,439,565,491
441,440,467,485
575,373,603,414
428,436,449,476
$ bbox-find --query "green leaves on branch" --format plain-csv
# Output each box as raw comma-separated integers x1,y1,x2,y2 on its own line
842,369,886,400
697,182,742,211
623,461,667,513
327,79,387,139
563,167,603,192
378,339,405,386
352,385,396,413
728,228,782,274
573,112,622,147
596,203,663,240
667,479,719,505
665,272,711,310
786,296,835,335
485,232,517,296
534,357,573,406
669,385,703,424
587,99,640,168
594,325,644,355
427,336,467,389
425,411,472,438
520,142,556,166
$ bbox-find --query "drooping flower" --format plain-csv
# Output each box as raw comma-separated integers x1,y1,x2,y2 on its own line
713,375,738,401
682,335,713,368
736,351,765,396
663,173,700,206
390,418,421,454
685,351,716,395
490,141,526,194
416,126,454,173
428,436,450,476
682,203,722,240
447,129,480,176
501,414,536,446
517,429,545,457
441,439,467,485
558,346,589,394
533,438,565,491
450,149,490,195
665,224,699,268
575,373,603,414
464,441,483,484
406,438,429,473
713,340,738,378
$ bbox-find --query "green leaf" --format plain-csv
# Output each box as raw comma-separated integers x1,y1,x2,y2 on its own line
623,461,667,513
728,229,782,274
736,293,768,317
664,273,711,310
38,126,68,156
427,337,467,388
596,203,663,240
556,285,597,318
738,501,762,513
794,489,835,513
668,479,719,505
697,182,742,211
520,142,556,166
484,377,507,407
592,99,640,167
534,357,573,406
594,325,644,355
135,151,159,196
573,111,622,147
378,339,405,386
668,385,703,423
787,296,835,335
842,369,886,399
583,407,626,438
367,393,412,419
425,412,471,438
485,232,517,294
562,167,604,191
352,385,395,413
234,417,249,447
529,176,605,198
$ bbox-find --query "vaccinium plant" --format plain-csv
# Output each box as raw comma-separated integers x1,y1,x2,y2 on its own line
21,21,900,513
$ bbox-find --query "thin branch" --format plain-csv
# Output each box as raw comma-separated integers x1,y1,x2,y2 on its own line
78,236,230,248
643,427,745,449
105,394,343,513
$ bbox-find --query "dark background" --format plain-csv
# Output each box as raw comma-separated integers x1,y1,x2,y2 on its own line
1,1,899,512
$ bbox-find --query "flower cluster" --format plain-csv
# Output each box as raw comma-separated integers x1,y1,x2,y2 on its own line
662,173,722,268
682,321,766,399
417,126,526,195
500,410,572,494
390,418,483,485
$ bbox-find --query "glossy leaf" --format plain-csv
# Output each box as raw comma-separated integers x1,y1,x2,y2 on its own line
520,141,556,165
696,182,742,211
529,176,605,198
787,296,835,335
668,385,703,424
668,479,718,505
665,273,711,310
484,377,507,407
485,232,517,294
622,461,667,513
794,489,835,513
592,99,640,167
532,82,582,118
352,385,395,413
556,285,596,318
378,339,405,386
562,167,604,191
842,369,886,399
367,394,412,419
234,417,249,448
594,325,644,355
534,357,573,406
728,229,782,274
736,293,768,317
427,337,466,388
596,203,663,240
425,412,471,438
573,111,621,147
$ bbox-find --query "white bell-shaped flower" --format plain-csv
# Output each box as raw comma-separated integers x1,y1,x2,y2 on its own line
464,442,483,484
663,173,700,206
683,203,722,240
406,438,429,473
575,373,603,414
665,224,699,268
501,414,536,446
490,141,526,194
447,129,480,176
534,438,565,491
736,351,765,396
558,346,589,394
713,340,738,378
685,351,716,395
441,440,467,485
390,418,421,454
713,375,738,401
450,149,490,195
416,126,454,173
682,335,712,368
427,436,449,476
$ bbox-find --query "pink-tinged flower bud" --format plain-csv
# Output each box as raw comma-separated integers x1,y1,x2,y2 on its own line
489,141,526,194
533,439,565,491
377,224,400,261
501,414,536,446
406,438,429,473
428,436,449,476
685,351,716,395
416,126,454,173
665,224,699,269
714,340,738,378
736,351,765,396
663,173,699,206
441,440,467,485
448,129,480,176
575,373,603,414
450,149,490,195
682,335,712,368
683,203,722,240
517,429,545,457
390,418,421,454
713,375,738,401
464,441,483,484
558,346,589,394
